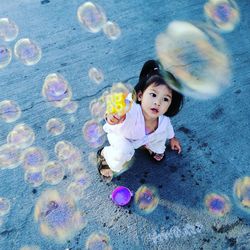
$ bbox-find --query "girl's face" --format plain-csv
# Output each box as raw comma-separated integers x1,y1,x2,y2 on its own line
137,83,172,120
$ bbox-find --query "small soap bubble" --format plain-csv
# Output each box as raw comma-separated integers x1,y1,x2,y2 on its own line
7,123,35,149
24,168,44,187
0,18,19,41
46,118,65,136
205,193,231,216
42,73,72,108
77,1,107,33
62,101,78,114
82,119,105,148
234,176,250,212
103,21,121,40
88,67,104,84
0,143,22,170
89,98,106,121
0,197,11,216
156,21,231,99
0,100,21,122
34,189,86,242
14,38,42,66
43,161,65,185
21,147,48,171
134,185,159,214
0,45,12,69
20,246,40,250
204,0,240,32
85,232,112,250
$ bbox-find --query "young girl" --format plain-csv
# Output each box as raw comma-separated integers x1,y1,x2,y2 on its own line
97,60,184,182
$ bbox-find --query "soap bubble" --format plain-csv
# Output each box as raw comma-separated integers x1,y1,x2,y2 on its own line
103,21,121,40
0,18,19,41
0,100,21,122
135,185,159,214
0,197,11,216
89,98,106,121
42,73,72,108
7,123,35,149
205,193,231,216
24,168,44,187
21,147,48,171
0,143,22,170
234,176,250,212
82,119,105,148
85,232,112,250
88,67,104,84
46,118,65,136
43,161,65,185
14,38,42,65
77,1,107,33
34,189,86,242
0,45,12,69
204,0,240,32
62,101,78,114
156,21,231,99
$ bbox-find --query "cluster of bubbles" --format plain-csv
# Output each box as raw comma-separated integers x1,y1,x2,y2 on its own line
34,189,86,242
85,232,112,250
233,176,250,212
204,193,231,216
77,1,121,40
155,0,240,99
46,118,65,136
204,0,240,32
134,185,159,214
0,100,21,123
0,17,42,69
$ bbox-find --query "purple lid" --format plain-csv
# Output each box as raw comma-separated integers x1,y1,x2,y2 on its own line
111,186,133,206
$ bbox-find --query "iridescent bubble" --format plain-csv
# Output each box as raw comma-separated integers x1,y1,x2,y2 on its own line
20,246,40,250
43,161,65,185
21,147,48,171
77,1,107,33
34,189,86,242
103,21,121,40
88,67,104,84
89,98,106,121
204,0,240,32
205,193,230,216
54,141,82,169
14,38,42,66
85,232,112,250
0,197,11,216
62,101,78,114
134,185,159,214
42,73,72,108
0,100,21,122
233,176,250,212
0,143,21,170
7,123,35,149
156,21,231,99
82,119,105,148
0,45,12,69
24,168,44,187
46,118,65,136
0,18,19,41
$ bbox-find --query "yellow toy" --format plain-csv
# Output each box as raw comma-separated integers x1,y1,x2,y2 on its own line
106,92,127,116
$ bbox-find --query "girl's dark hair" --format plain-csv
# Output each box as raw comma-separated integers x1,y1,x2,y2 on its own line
134,60,184,117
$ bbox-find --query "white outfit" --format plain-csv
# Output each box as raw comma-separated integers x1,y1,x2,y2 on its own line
102,94,175,173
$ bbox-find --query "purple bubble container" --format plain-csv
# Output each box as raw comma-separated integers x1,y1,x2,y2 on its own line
110,186,133,206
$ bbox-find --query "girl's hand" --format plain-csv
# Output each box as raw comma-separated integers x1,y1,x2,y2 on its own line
170,137,181,154
105,113,126,125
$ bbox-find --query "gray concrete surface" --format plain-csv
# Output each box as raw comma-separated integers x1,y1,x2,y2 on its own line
0,0,250,249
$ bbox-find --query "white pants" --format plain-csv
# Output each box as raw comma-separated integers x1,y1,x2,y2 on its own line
102,133,135,173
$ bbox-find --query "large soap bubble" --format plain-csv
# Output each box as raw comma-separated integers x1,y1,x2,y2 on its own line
156,21,231,99
0,100,21,122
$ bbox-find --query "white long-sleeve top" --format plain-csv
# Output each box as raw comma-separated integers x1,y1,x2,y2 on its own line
103,94,175,154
